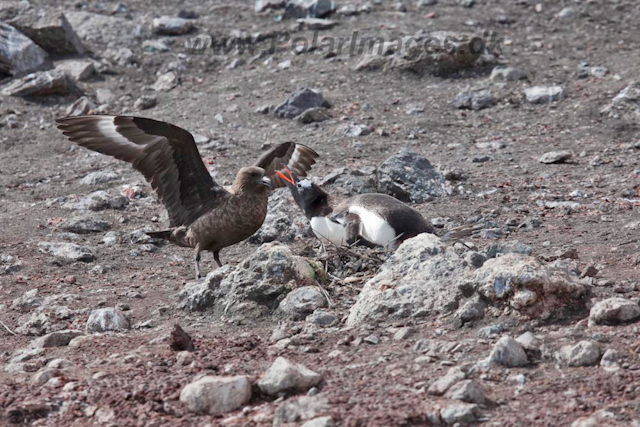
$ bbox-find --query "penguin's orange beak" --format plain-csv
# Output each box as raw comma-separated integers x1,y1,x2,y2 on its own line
276,165,295,186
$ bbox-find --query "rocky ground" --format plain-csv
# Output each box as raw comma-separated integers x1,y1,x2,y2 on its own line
2,0,640,425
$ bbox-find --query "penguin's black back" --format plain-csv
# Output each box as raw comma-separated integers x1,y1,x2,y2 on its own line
336,193,434,237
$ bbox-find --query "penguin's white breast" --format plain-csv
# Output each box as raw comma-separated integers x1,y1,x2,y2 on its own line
310,216,347,246
348,205,397,247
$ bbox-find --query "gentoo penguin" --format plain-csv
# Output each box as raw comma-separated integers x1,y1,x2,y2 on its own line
276,167,435,250
56,115,319,278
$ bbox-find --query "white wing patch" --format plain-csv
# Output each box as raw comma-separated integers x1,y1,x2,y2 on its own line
289,146,302,170
96,116,141,150
348,206,397,247
310,216,348,246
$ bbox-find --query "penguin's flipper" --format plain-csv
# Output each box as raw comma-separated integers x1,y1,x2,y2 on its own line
331,212,376,248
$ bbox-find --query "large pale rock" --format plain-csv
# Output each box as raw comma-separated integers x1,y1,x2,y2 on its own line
377,149,449,203
488,336,528,367
601,81,640,118
2,69,73,97
258,357,322,396
515,331,541,357
445,380,488,404
440,402,480,425
9,12,85,55
65,12,140,45
589,297,640,327
539,150,573,164
66,96,96,116
346,234,469,326
80,170,119,186
178,244,319,319
556,341,601,367
62,191,129,211
61,216,110,234
524,86,563,104
12,289,43,310
0,22,51,76
600,349,620,372
31,330,83,348
31,368,62,386
179,376,251,414
427,367,466,395
153,71,179,92
38,242,94,262
462,254,588,319
278,286,327,319
490,65,525,81
15,312,55,337
86,308,130,332
55,59,94,82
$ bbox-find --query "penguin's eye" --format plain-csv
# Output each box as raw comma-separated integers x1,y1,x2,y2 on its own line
297,183,302,189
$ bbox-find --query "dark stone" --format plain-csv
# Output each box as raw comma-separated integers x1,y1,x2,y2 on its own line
170,324,195,351
453,89,495,110
377,149,447,203
283,0,336,19
274,88,331,119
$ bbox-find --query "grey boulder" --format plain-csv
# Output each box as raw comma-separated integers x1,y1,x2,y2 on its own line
588,297,640,327
524,86,563,104
9,12,85,56
38,242,94,262
462,254,588,319
86,308,130,332
179,376,251,414
488,335,528,367
275,88,330,119
278,286,327,319
178,243,319,320
65,12,140,45
0,22,51,76
556,341,601,367
258,357,322,396
283,0,336,19
2,69,74,97
346,234,469,326
377,149,449,203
